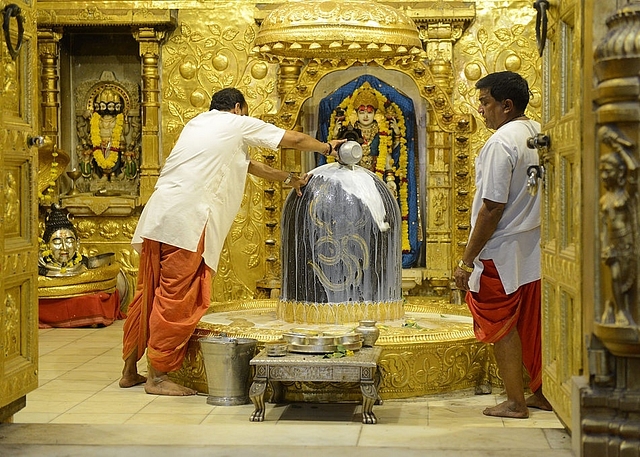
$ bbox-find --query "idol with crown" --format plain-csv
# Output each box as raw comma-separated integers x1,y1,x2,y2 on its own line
318,77,421,268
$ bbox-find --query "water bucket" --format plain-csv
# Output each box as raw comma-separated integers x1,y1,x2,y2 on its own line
199,336,257,406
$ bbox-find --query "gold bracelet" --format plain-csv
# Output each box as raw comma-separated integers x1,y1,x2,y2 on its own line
458,259,474,273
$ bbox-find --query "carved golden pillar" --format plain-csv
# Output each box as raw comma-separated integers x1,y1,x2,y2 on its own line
581,5,640,455
37,28,63,143
256,60,304,297
133,27,165,205
413,15,472,294
277,60,303,99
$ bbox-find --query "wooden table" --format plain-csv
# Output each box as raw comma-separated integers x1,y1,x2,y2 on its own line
249,346,382,424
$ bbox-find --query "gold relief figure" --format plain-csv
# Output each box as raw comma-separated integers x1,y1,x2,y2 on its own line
599,147,637,327
4,172,19,229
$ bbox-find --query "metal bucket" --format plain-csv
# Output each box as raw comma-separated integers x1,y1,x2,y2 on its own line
199,336,257,406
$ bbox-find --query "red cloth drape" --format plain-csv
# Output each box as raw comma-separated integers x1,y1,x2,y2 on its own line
122,237,211,373
466,259,542,392
39,291,123,328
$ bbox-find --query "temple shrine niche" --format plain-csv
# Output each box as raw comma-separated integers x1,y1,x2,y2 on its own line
317,75,421,268
74,71,141,196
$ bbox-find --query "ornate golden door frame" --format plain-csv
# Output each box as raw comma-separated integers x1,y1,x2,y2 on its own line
0,0,39,421
538,2,628,442
536,0,587,430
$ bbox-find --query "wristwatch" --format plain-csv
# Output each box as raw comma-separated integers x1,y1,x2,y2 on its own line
458,259,474,273
283,172,293,185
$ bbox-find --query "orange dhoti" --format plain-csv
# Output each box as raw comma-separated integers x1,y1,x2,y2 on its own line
465,259,542,392
122,237,211,373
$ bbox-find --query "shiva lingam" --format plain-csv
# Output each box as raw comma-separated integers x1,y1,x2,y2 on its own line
278,150,403,325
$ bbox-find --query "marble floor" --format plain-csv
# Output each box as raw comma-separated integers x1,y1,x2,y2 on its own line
0,320,575,456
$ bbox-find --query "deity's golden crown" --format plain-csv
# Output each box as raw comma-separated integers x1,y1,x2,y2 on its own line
353,84,379,110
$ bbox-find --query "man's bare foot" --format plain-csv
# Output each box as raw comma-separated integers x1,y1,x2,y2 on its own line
526,391,553,411
483,400,529,419
119,373,147,388
144,375,197,396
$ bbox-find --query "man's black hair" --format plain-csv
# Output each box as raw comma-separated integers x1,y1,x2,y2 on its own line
209,88,247,111
475,71,530,112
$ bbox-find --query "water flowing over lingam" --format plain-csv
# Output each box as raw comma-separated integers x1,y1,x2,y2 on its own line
278,154,404,324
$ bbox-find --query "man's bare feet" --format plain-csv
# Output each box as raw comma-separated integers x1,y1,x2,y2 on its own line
483,400,529,419
120,351,146,388
144,375,197,396
119,373,147,388
526,390,553,411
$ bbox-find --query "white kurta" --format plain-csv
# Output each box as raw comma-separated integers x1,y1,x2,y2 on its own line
132,110,285,271
468,119,542,294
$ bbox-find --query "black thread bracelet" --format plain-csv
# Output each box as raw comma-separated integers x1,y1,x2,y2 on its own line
325,143,332,156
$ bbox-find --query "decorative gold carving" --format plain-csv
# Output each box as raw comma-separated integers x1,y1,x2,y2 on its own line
38,263,120,299
254,1,423,61
277,300,405,324
592,5,640,358
579,6,640,455
3,289,20,358
598,127,637,328
580,384,640,456
37,4,176,28
37,28,62,140
4,170,20,235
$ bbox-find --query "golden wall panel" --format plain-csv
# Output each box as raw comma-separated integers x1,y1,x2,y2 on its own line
161,8,279,302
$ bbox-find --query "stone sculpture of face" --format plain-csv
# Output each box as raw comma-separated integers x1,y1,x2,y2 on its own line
48,228,78,265
356,105,376,127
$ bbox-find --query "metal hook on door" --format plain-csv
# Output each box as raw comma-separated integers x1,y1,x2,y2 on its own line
533,0,550,57
2,4,24,60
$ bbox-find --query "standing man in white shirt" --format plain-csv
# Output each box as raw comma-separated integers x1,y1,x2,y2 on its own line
453,71,552,418
120,88,344,396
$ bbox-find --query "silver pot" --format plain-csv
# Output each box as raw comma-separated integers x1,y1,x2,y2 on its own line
87,252,115,269
337,140,363,165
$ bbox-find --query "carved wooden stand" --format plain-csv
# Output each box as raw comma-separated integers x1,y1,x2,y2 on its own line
249,347,382,424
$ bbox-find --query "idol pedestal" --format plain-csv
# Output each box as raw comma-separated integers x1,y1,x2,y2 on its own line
38,262,124,328
38,291,122,328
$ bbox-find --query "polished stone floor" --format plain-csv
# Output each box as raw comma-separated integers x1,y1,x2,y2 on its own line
0,320,574,456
